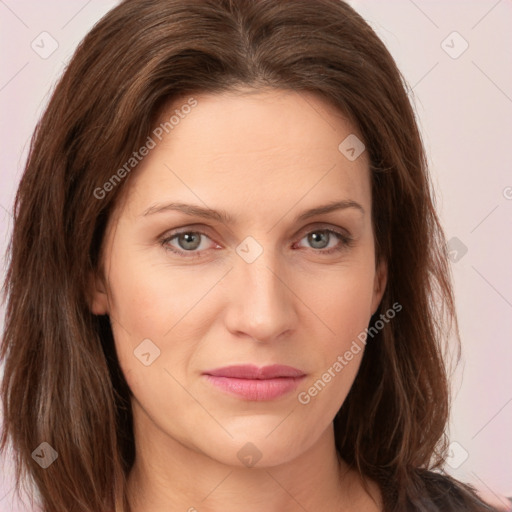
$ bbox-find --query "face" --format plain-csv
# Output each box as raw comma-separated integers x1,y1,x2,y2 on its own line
91,88,387,468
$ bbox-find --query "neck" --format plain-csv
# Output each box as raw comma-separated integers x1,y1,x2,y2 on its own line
125,401,366,512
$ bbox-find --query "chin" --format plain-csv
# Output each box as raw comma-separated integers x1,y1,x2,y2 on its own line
201,431,309,469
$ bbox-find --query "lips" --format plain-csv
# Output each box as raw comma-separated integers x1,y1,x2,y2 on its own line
202,364,306,401
204,364,305,379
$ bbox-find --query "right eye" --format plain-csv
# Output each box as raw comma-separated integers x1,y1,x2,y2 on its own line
160,230,218,258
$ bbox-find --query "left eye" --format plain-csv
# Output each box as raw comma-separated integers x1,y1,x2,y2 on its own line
296,229,351,253
161,228,352,257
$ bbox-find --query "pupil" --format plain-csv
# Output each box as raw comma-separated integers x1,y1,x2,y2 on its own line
309,231,328,249
180,232,200,250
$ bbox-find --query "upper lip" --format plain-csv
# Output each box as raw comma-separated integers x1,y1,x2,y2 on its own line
203,364,306,379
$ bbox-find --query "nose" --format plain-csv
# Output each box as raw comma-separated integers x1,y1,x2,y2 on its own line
223,245,297,343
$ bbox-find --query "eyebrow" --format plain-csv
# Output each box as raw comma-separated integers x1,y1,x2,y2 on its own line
141,199,365,223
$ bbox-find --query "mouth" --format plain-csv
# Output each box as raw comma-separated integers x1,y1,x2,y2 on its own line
202,364,306,401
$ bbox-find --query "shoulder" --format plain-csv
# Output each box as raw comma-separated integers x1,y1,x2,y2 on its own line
411,469,503,512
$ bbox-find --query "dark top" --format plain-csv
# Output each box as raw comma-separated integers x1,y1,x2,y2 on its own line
383,469,508,511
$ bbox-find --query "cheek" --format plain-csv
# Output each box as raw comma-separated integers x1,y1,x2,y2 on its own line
106,246,211,339
302,262,376,342
293,269,373,420
105,250,223,400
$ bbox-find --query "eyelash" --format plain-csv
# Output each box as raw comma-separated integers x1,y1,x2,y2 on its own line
160,227,354,259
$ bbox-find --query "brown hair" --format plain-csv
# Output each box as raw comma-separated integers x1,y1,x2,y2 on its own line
0,0,497,511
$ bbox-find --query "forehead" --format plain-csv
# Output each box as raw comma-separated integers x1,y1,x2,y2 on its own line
156,88,364,160
119,88,371,221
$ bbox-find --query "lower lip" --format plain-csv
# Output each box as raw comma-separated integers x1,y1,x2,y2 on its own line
203,375,306,401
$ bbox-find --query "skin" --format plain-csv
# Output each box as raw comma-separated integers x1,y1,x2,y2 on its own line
90,88,388,512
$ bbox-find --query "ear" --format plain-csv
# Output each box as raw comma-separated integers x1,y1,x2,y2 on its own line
370,258,388,315
87,270,110,315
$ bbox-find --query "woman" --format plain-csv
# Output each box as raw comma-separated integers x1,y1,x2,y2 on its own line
0,0,506,511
